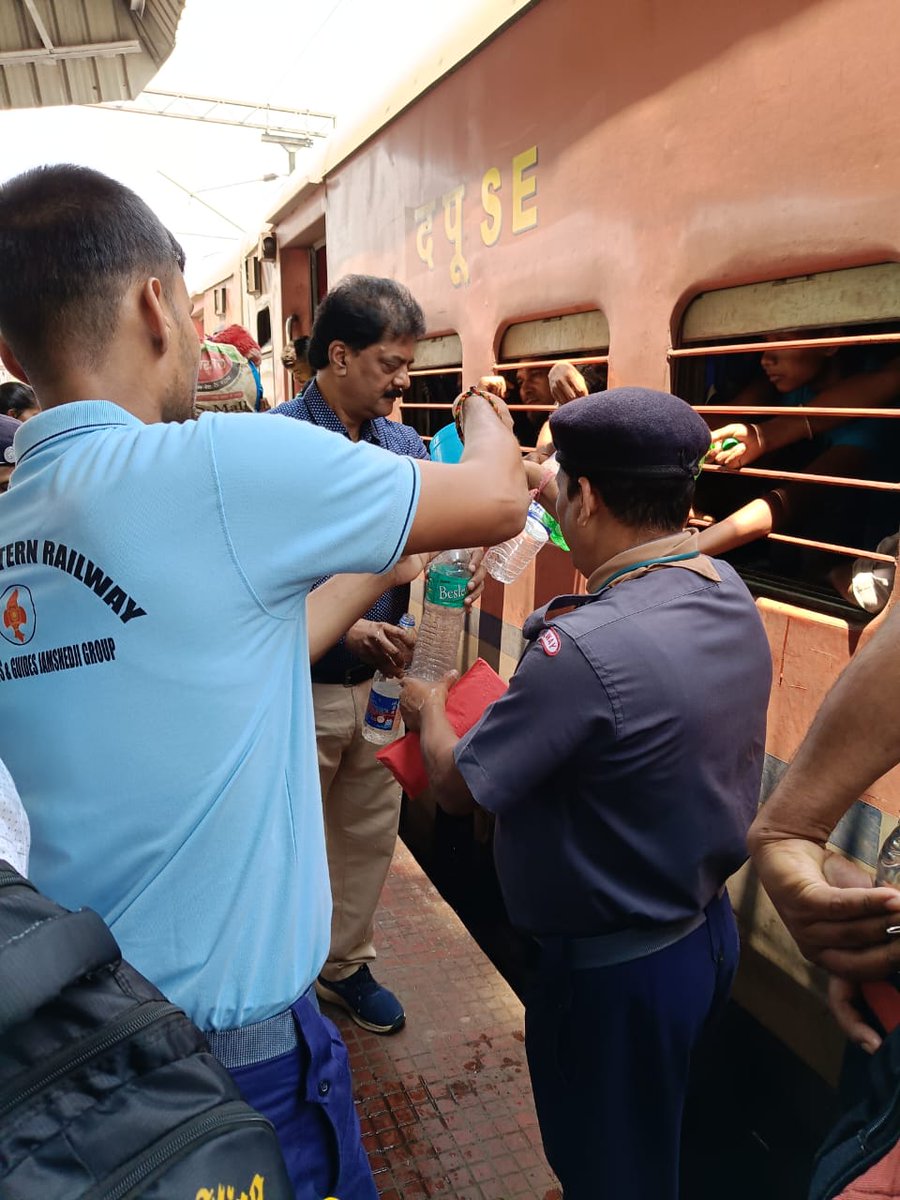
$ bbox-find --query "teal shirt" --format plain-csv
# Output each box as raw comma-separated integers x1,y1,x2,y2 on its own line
0,402,420,1030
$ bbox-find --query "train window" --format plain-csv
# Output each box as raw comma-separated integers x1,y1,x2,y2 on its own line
400,333,462,442
672,264,900,617
256,305,272,349
495,311,609,451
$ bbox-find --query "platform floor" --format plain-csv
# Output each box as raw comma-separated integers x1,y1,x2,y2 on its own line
318,841,561,1200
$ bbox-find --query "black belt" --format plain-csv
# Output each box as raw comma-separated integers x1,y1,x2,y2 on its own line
310,662,376,687
537,911,707,970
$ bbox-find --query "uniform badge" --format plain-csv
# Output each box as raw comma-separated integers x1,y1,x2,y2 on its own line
538,627,561,656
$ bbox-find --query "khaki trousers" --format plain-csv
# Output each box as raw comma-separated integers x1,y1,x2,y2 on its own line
312,681,402,984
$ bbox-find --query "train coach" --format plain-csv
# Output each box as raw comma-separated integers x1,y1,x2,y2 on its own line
193,0,900,1091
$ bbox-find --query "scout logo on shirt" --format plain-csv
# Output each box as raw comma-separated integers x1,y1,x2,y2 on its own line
538,627,561,656
0,584,35,646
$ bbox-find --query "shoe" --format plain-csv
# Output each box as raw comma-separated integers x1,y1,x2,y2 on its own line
315,965,406,1034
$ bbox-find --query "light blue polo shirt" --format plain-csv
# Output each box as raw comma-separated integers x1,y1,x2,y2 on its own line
0,401,420,1031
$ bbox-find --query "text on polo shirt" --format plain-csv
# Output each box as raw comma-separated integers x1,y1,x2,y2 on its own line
0,539,147,623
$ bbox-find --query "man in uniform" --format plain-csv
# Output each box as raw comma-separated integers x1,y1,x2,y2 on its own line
401,387,772,1200
0,164,527,1199
271,276,483,1036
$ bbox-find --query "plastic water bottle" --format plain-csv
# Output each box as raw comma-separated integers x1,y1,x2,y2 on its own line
876,821,900,886
483,502,549,584
533,502,569,552
362,613,416,745
407,549,472,682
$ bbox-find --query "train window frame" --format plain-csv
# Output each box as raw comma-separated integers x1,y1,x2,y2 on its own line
494,310,610,453
671,264,900,619
398,332,462,442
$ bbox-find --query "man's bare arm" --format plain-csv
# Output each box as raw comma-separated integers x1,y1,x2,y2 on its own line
405,392,529,554
306,554,427,663
749,601,900,978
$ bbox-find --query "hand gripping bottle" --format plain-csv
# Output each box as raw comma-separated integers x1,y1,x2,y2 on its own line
877,820,900,886
483,501,550,584
362,613,416,745
407,549,472,682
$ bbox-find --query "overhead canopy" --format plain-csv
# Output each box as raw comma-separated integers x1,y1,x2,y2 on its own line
0,0,186,109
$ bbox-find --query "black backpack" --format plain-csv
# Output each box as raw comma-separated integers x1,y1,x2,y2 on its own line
0,862,293,1199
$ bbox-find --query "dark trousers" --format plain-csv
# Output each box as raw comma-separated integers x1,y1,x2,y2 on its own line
525,893,738,1200
227,996,376,1200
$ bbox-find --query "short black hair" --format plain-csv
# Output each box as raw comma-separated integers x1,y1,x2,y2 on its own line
565,468,695,533
0,165,185,378
307,275,425,371
0,381,35,415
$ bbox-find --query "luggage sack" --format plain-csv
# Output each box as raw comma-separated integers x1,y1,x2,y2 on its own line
0,862,292,1199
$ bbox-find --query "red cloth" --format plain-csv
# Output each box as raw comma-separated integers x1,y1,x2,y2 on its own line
375,658,508,799
209,324,261,364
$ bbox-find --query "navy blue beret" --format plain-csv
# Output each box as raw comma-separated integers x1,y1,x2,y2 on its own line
549,387,711,479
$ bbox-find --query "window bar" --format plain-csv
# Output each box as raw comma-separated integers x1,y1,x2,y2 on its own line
670,331,900,358
700,464,900,492
492,354,609,371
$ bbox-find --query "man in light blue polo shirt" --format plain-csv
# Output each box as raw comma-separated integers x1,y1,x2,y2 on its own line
0,164,527,1200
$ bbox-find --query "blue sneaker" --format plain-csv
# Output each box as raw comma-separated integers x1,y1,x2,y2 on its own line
315,966,406,1035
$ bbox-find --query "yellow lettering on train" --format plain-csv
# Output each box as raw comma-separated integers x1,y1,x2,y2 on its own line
479,166,502,247
442,185,469,287
511,145,538,234
414,200,436,269
195,1173,265,1200
411,146,538,281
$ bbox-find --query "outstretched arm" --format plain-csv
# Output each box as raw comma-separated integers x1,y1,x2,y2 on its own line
748,601,900,981
406,391,529,554
307,553,428,663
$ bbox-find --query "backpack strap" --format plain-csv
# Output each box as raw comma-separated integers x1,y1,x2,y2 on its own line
0,877,121,1034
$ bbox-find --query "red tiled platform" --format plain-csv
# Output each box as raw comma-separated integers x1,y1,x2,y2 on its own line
319,841,560,1200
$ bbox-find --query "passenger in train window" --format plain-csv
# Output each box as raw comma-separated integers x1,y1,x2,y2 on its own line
695,338,900,579
0,166,526,1200
268,275,488,1042
478,365,552,447
401,387,771,1200
479,361,607,461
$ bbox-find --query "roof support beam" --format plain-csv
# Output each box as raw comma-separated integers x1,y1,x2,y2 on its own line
21,0,54,52
0,39,141,66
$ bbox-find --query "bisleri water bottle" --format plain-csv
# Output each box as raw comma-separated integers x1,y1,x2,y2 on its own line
483,501,549,584
406,549,472,682
362,613,416,745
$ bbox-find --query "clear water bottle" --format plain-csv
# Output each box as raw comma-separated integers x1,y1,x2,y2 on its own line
483,502,549,584
362,613,416,745
407,549,472,682
535,503,570,552
876,820,900,886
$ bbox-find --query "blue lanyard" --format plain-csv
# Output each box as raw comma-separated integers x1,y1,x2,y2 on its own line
596,549,700,591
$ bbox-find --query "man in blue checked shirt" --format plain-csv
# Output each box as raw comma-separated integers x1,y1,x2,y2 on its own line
272,276,484,1036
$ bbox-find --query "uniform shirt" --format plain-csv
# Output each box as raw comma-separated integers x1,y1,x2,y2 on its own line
271,381,428,679
455,532,771,937
0,401,420,1030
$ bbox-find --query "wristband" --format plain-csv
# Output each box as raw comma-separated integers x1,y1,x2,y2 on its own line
532,467,555,501
452,385,505,442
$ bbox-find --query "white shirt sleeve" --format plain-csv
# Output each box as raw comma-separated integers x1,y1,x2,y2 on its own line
0,757,29,876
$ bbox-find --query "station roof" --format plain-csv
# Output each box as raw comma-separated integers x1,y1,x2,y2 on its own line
0,0,185,109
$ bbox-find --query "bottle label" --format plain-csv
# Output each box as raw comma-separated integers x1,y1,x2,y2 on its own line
425,571,468,608
364,688,400,732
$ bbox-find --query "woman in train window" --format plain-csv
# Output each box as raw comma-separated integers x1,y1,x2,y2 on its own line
694,336,900,591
